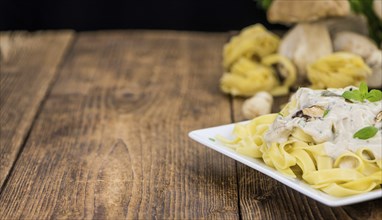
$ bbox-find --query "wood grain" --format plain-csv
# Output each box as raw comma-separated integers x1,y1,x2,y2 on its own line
232,96,382,220
0,31,240,219
0,31,74,189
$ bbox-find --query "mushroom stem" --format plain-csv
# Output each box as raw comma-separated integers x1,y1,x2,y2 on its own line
278,22,332,81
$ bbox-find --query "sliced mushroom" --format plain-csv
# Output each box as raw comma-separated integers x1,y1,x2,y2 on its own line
292,105,326,120
376,111,382,123
302,105,326,118
278,22,333,80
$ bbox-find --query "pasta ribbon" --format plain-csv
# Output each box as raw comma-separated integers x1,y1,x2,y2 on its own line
320,171,382,197
220,57,278,96
307,52,371,89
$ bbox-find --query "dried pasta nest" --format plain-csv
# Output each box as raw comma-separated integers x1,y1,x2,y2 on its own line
307,52,371,89
221,24,297,97
223,24,280,70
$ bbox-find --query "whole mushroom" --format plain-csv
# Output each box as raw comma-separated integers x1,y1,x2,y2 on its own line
242,91,273,119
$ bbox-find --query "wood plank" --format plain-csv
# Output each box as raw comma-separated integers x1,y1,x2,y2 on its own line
0,31,239,219
232,96,382,219
0,31,74,189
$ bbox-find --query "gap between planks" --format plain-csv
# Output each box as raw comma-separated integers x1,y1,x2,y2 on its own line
0,31,77,194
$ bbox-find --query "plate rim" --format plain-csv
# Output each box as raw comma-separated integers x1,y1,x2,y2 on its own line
188,122,382,207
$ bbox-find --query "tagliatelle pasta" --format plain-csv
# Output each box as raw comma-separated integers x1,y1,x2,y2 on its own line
307,52,371,89
220,55,296,97
220,57,278,96
220,24,296,97
217,86,382,197
223,24,280,70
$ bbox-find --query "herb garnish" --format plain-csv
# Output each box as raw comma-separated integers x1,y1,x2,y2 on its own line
321,91,341,97
353,126,378,140
342,82,382,103
209,137,215,142
323,109,330,117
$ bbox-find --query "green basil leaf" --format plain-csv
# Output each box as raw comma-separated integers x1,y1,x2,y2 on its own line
353,126,378,140
342,82,380,103
342,90,363,102
342,91,354,100
359,81,368,95
352,90,363,100
366,89,382,102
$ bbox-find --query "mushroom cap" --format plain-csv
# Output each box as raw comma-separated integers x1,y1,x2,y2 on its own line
267,0,351,24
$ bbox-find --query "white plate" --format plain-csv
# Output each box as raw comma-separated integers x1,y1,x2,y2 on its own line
188,121,382,207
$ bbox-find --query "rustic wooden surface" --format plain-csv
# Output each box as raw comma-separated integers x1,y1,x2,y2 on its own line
0,30,381,219
0,31,74,189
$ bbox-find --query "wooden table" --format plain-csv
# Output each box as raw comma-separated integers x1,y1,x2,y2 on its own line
0,30,381,219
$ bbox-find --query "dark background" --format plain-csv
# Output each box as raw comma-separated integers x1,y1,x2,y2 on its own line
0,0,286,31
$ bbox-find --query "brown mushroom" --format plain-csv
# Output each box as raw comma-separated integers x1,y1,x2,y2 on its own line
267,0,351,24
319,14,368,37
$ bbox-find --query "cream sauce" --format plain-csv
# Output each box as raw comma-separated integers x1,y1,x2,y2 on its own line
264,87,382,159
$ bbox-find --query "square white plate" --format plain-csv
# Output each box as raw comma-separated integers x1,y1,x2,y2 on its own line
188,121,382,207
